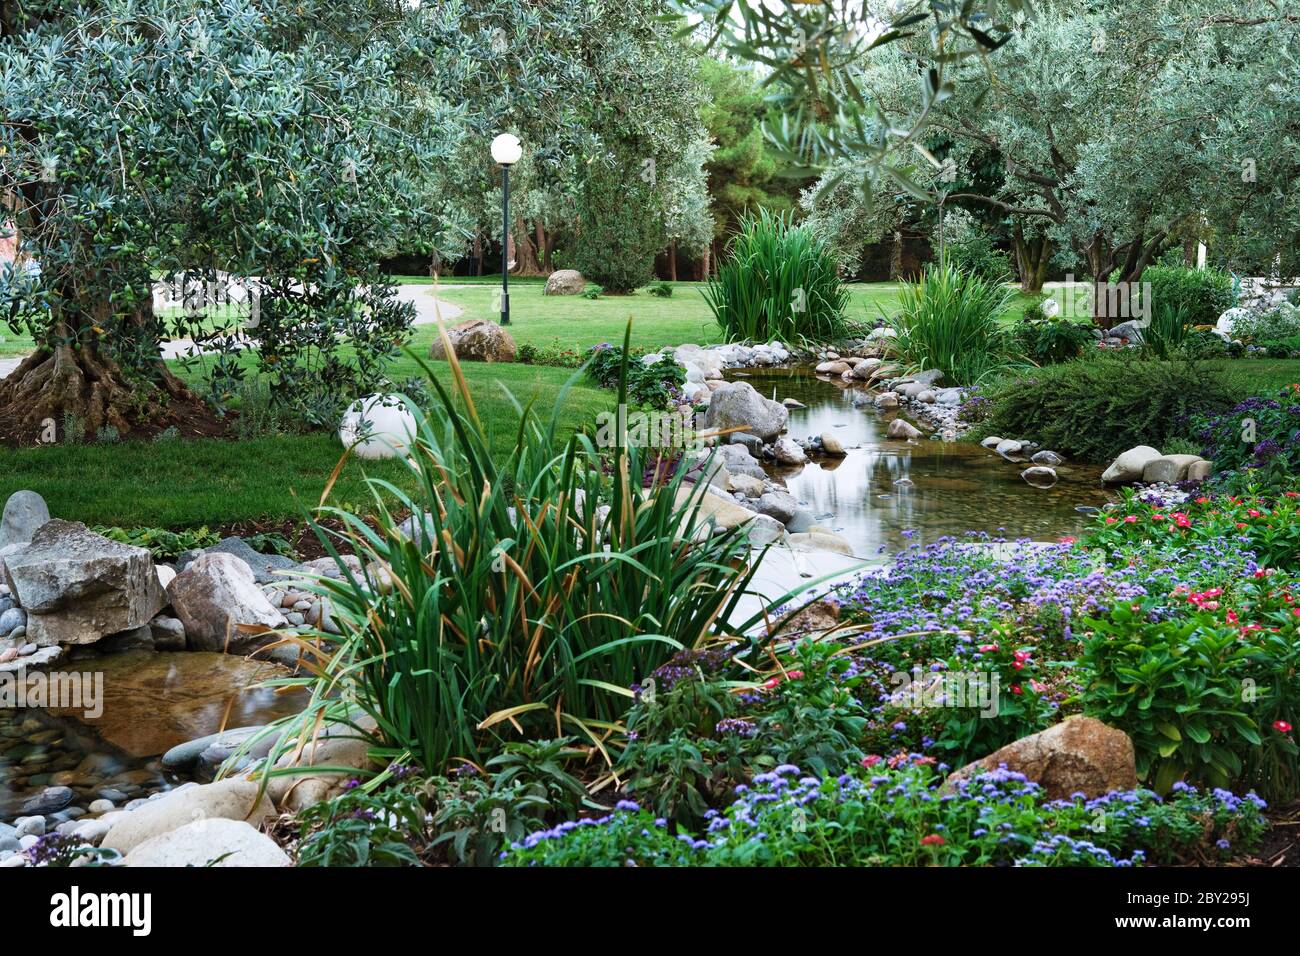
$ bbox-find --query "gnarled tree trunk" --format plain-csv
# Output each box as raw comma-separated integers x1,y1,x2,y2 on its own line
0,293,203,444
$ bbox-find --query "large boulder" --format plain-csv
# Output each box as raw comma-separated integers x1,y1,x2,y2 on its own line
703,381,789,441
1141,454,1203,484
1101,445,1162,484
0,490,49,550
3,520,164,646
266,725,382,813
543,269,586,296
167,553,286,652
124,818,290,868
102,778,278,855
429,318,517,363
943,716,1137,801
674,486,762,534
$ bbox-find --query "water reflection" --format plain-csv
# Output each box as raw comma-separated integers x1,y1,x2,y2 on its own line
734,368,1112,555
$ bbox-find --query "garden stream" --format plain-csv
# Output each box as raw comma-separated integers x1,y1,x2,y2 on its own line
4,371,1112,819
736,368,1113,555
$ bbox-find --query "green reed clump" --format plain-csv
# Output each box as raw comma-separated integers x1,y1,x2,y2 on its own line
705,209,849,345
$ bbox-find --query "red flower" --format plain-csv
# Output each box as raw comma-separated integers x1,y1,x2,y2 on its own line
1059,536,1076,545
861,754,882,767
1105,516,1117,525
1274,720,1293,734
920,834,946,846
1248,509,1262,518
761,669,805,690
1010,685,1023,695
1124,515,1138,524
978,643,999,653
1151,513,1166,522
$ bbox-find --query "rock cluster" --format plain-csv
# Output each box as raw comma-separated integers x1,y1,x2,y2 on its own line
1101,445,1213,485
640,340,797,405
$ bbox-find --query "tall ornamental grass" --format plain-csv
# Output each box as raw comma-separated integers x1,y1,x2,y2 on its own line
251,325,828,776
704,209,849,344
888,263,1016,386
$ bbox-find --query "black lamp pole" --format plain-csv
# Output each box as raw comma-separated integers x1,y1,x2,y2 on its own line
500,164,511,326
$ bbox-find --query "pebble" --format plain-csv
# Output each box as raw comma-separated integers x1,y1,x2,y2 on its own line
0,836,19,853
18,643,36,656
88,798,115,814
18,833,39,851
14,815,45,837
0,854,25,868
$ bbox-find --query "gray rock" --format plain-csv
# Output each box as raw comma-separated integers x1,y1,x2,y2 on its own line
166,553,286,652
703,381,789,441
1030,450,1064,466
1109,320,1145,343
743,514,786,548
162,728,266,772
0,490,50,550
2,521,164,646
714,442,767,480
543,269,586,296
912,368,944,387
772,437,807,465
1186,459,1214,482
935,388,964,406
14,816,45,837
21,786,74,815
873,392,900,410
886,419,923,440
980,436,1003,449
995,438,1025,459
757,491,799,525
149,615,187,651
0,606,24,636
785,508,818,534
0,836,19,854
1021,466,1059,488
728,432,764,457
204,537,296,585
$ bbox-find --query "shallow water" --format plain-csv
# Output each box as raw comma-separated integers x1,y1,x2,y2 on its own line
1,651,308,819
733,368,1113,555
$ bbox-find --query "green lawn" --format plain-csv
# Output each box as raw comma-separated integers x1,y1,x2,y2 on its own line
0,362,613,527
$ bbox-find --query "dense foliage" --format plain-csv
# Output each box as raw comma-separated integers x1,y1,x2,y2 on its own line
969,354,1239,462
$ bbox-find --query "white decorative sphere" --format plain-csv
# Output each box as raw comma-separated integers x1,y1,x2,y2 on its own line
1041,298,1060,318
339,394,419,460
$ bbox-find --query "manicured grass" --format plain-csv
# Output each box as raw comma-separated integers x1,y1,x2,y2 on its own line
0,363,613,527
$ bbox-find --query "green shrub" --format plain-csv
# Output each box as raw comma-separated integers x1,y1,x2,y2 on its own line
944,230,1013,284
888,262,1017,385
704,209,849,344
1188,387,1300,493
1233,302,1300,343
1141,265,1234,328
1008,311,1093,365
295,777,427,867
1079,600,1300,801
1141,302,1193,359
572,155,664,294
584,343,685,409
580,284,604,300
263,328,810,774
972,354,1238,462
645,280,673,298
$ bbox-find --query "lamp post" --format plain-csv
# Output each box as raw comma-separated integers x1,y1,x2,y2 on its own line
490,133,522,326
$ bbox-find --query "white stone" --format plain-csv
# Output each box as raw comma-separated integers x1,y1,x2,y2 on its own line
125,818,290,868
1101,445,1163,484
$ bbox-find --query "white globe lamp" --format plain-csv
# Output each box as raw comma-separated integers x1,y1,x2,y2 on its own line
338,394,419,460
